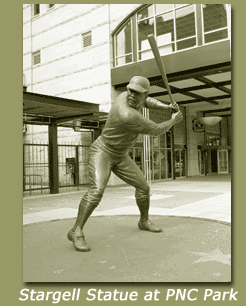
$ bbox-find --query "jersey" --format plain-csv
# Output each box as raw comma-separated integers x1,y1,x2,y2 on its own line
99,92,169,155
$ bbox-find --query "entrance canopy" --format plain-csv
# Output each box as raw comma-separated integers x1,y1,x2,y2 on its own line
23,90,108,194
23,91,108,129
111,41,231,118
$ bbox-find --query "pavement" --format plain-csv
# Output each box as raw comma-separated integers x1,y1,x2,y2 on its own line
23,174,231,283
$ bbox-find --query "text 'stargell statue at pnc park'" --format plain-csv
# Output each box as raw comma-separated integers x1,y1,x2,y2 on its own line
68,76,183,252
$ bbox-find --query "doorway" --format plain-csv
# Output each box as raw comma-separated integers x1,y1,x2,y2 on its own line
211,149,218,173
218,149,229,174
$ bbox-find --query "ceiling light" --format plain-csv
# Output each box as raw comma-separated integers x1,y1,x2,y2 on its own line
198,99,225,126
199,116,222,126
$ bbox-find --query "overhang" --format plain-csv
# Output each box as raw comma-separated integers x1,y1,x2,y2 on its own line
111,40,231,117
23,91,108,129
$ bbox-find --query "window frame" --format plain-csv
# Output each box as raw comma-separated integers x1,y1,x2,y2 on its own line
114,18,133,67
201,4,229,46
137,4,197,61
113,4,230,68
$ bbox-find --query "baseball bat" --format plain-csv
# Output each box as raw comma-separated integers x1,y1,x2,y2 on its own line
147,34,178,108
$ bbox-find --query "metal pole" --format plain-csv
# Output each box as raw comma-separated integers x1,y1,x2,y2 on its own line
143,108,151,187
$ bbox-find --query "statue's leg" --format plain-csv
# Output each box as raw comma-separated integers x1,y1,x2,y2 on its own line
68,142,112,251
113,155,162,232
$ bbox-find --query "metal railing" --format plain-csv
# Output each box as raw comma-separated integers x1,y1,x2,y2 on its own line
24,174,43,195
23,142,91,197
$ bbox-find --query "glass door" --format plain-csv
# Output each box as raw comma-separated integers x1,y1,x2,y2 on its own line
217,149,229,174
152,150,161,180
175,148,187,177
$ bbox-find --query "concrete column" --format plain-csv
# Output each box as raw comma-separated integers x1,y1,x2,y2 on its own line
186,107,201,176
48,120,59,194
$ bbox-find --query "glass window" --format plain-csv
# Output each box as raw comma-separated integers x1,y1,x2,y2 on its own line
177,37,196,51
116,55,132,66
203,4,228,43
156,11,175,55
203,4,227,32
205,134,221,146
137,5,154,61
137,5,154,21
138,4,196,59
137,15,155,60
114,4,212,67
115,20,132,65
138,17,154,50
204,29,228,44
175,148,186,177
175,5,196,41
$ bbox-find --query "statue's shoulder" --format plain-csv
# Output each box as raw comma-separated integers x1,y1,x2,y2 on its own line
114,92,141,123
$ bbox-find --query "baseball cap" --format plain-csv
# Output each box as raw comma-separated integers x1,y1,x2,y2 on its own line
127,76,150,93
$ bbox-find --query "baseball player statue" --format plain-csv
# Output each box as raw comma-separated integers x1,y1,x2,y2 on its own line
68,76,183,251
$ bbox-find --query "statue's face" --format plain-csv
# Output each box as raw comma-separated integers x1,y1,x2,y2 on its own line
126,88,148,110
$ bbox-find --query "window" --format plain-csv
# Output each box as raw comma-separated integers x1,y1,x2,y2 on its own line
33,51,41,65
202,4,228,44
113,4,230,67
33,4,40,16
137,6,155,57
115,20,132,66
175,5,196,50
82,31,92,48
205,134,221,146
138,4,196,60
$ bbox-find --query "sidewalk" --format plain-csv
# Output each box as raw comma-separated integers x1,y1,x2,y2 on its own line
23,175,231,225
23,175,231,283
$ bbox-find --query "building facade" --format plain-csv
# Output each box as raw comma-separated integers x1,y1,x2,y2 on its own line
23,4,232,193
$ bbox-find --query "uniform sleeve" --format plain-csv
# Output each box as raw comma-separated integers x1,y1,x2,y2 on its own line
145,97,171,111
124,112,168,136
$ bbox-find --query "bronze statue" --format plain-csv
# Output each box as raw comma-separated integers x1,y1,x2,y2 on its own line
68,76,183,251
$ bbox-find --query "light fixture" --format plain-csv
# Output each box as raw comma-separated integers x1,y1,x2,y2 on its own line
199,116,222,126
198,98,226,126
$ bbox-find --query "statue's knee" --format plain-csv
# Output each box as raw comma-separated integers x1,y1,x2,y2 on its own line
142,184,150,195
83,186,105,206
135,185,150,201
92,187,105,201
